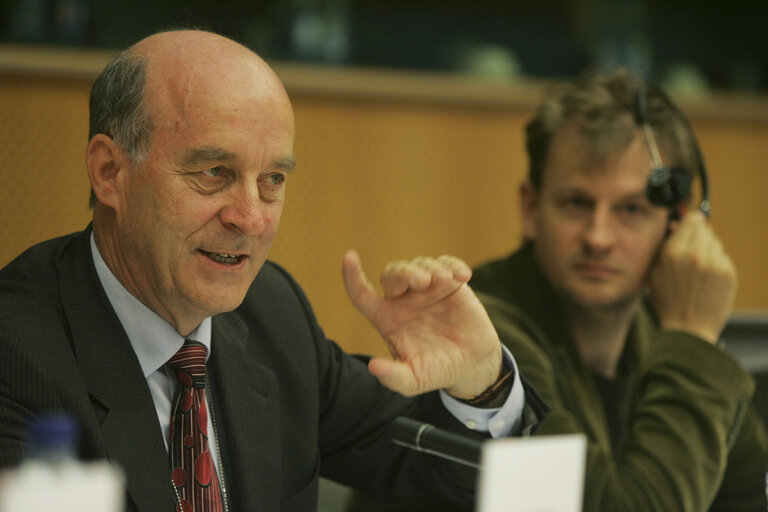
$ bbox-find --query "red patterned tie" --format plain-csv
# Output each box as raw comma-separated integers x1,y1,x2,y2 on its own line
168,340,223,512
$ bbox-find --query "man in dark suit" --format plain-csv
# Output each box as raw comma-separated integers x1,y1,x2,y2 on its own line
0,30,546,511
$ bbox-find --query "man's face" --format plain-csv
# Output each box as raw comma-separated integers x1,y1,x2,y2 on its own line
521,125,669,311
112,60,295,331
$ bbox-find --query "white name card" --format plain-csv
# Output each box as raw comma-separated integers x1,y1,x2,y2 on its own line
476,434,586,512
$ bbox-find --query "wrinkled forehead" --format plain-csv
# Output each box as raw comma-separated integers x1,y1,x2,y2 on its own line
144,50,291,126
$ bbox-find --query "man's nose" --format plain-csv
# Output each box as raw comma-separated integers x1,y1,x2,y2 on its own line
582,206,615,252
219,184,266,236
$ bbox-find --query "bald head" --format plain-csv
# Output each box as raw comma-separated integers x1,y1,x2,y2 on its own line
131,29,256,59
131,30,289,116
88,30,294,206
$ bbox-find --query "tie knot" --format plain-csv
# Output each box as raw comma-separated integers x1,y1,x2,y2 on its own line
167,339,208,388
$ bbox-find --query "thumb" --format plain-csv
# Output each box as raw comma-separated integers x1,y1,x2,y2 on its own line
342,250,380,321
368,357,418,396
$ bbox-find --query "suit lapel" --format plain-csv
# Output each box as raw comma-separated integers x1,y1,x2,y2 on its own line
58,231,175,512
210,311,281,511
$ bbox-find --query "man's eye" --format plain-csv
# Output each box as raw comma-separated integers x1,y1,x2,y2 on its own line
266,173,285,186
562,197,590,210
258,173,287,201
619,203,646,216
623,204,640,214
201,166,226,178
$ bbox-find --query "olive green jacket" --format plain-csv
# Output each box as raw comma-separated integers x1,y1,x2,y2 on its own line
470,244,768,512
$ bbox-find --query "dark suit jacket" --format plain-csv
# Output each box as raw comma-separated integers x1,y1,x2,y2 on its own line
0,229,546,511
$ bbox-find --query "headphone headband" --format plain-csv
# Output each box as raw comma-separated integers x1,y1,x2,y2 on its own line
635,84,710,218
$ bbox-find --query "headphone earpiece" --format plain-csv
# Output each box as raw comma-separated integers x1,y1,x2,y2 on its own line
645,165,692,209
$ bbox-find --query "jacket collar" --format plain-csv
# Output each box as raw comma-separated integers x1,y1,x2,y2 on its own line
209,312,280,511
58,228,176,512
480,243,649,376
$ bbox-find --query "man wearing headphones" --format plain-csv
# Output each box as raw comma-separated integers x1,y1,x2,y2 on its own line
466,70,767,511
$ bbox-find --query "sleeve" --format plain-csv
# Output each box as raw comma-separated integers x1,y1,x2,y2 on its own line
439,345,527,437
708,406,768,511
0,324,37,468
313,326,482,504
480,294,767,512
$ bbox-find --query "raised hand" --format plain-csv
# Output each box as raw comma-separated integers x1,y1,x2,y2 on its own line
342,250,502,398
649,211,737,344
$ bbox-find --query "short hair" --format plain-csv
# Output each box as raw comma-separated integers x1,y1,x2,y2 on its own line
88,51,151,206
525,70,701,191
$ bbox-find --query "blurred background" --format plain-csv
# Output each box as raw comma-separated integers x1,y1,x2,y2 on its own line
1,0,767,92
1,0,767,358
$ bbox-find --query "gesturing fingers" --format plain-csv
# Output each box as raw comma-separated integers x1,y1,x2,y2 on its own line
380,256,470,300
342,249,381,320
343,252,502,396
379,259,434,298
435,254,472,283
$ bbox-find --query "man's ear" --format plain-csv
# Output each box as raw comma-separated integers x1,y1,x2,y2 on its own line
519,181,538,240
86,134,127,210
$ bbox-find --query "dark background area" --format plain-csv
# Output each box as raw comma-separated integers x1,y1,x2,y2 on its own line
1,0,766,92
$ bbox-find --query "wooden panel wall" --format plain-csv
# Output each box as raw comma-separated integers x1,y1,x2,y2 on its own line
1,49,766,358
0,73,92,259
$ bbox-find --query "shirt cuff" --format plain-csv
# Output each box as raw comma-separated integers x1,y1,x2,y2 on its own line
439,345,525,438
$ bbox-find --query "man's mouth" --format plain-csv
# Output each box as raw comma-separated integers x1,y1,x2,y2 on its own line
574,262,618,277
201,250,244,265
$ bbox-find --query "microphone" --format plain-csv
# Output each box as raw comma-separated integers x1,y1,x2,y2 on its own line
390,417,483,469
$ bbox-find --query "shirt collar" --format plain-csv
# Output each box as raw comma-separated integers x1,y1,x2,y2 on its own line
90,233,212,378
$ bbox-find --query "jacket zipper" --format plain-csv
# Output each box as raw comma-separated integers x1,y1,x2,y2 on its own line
207,375,231,512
